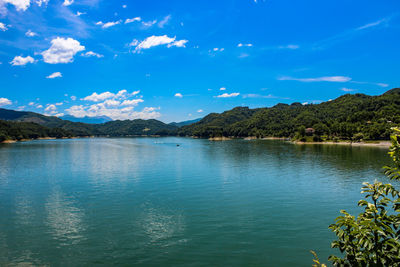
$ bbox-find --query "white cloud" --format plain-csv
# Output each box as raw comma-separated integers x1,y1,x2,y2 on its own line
0,97,12,106
81,51,103,58
46,72,62,79
125,17,141,24
35,0,48,7
132,35,188,52
278,76,351,82
82,90,139,102
174,93,183,98
36,104,43,108
216,93,240,98
197,109,203,113
167,39,188,48
63,0,73,6
10,55,35,66
70,96,76,101
121,99,144,106
220,87,226,91
0,0,30,12
55,102,63,106
97,20,121,29
237,43,253,47
341,88,355,92
28,102,34,106
45,104,56,112
42,37,85,64
82,92,115,102
76,11,86,16
122,4,126,8
66,101,159,120
141,20,157,28
158,15,171,28
25,29,37,37
0,22,8,31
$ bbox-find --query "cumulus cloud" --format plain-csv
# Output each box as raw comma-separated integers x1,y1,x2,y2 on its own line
66,101,159,120
10,55,35,66
220,87,226,91
0,0,30,12
278,76,351,82
174,93,183,98
63,0,73,6
82,90,139,102
0,97,12,106
70,95,76,101
242,94,276,98
96,20,121,29
197,109,203,113
0,22,7,31
81,51,103,58
216,93,240,98
25,29,37,36
42,37,85,64
46,72,62,79
76,11,86,16
125,17,141,24
131,35,188,52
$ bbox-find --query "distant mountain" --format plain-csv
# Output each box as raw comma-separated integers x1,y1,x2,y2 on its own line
169,118,202,127
60,115,112,124
179,88,400,140
0,108,178,139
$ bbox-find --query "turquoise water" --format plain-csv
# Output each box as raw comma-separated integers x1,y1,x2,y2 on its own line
0,137,392,266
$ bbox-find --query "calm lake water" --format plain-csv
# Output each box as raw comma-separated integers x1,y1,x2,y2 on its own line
0,137,393,266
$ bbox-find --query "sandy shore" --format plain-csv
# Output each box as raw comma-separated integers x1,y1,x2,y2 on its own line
208,136,232,141
292,141,391,148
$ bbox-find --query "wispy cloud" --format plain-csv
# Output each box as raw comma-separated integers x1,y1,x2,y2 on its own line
158,15,171,28
216,93,240,98
278,76,351,82
357,18,389,30
242,94,277,99
340,87,356,92
313,16,393,50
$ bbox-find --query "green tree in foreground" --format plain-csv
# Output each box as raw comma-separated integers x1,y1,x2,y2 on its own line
324,128,400,266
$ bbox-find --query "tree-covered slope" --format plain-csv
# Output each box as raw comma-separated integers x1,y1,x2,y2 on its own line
0,120,73,142
0,108,178,138
179,88,400,140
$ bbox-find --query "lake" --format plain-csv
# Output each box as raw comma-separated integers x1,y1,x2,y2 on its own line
0,137,392,266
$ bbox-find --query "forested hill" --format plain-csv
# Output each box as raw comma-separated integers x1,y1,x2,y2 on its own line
178,88,400,140
0,109,178,141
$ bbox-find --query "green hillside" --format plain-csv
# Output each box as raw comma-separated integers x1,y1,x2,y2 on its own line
179,88,400,140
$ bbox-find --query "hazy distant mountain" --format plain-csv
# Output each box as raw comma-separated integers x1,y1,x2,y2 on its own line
169,118,202,127
60,115,112,124
0,108,178,138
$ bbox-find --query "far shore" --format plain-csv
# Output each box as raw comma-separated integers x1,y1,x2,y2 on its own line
1,135,392,148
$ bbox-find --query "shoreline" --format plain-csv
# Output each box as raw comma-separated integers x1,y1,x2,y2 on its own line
1,135,392,148
292,140,391,148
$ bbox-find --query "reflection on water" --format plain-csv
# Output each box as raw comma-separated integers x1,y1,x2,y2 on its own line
45,188,85,245
0,138,392,266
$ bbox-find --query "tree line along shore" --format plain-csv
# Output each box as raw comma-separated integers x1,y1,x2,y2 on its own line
1,88,400,144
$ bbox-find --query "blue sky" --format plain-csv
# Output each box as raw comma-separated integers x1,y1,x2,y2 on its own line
0,0,399,123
